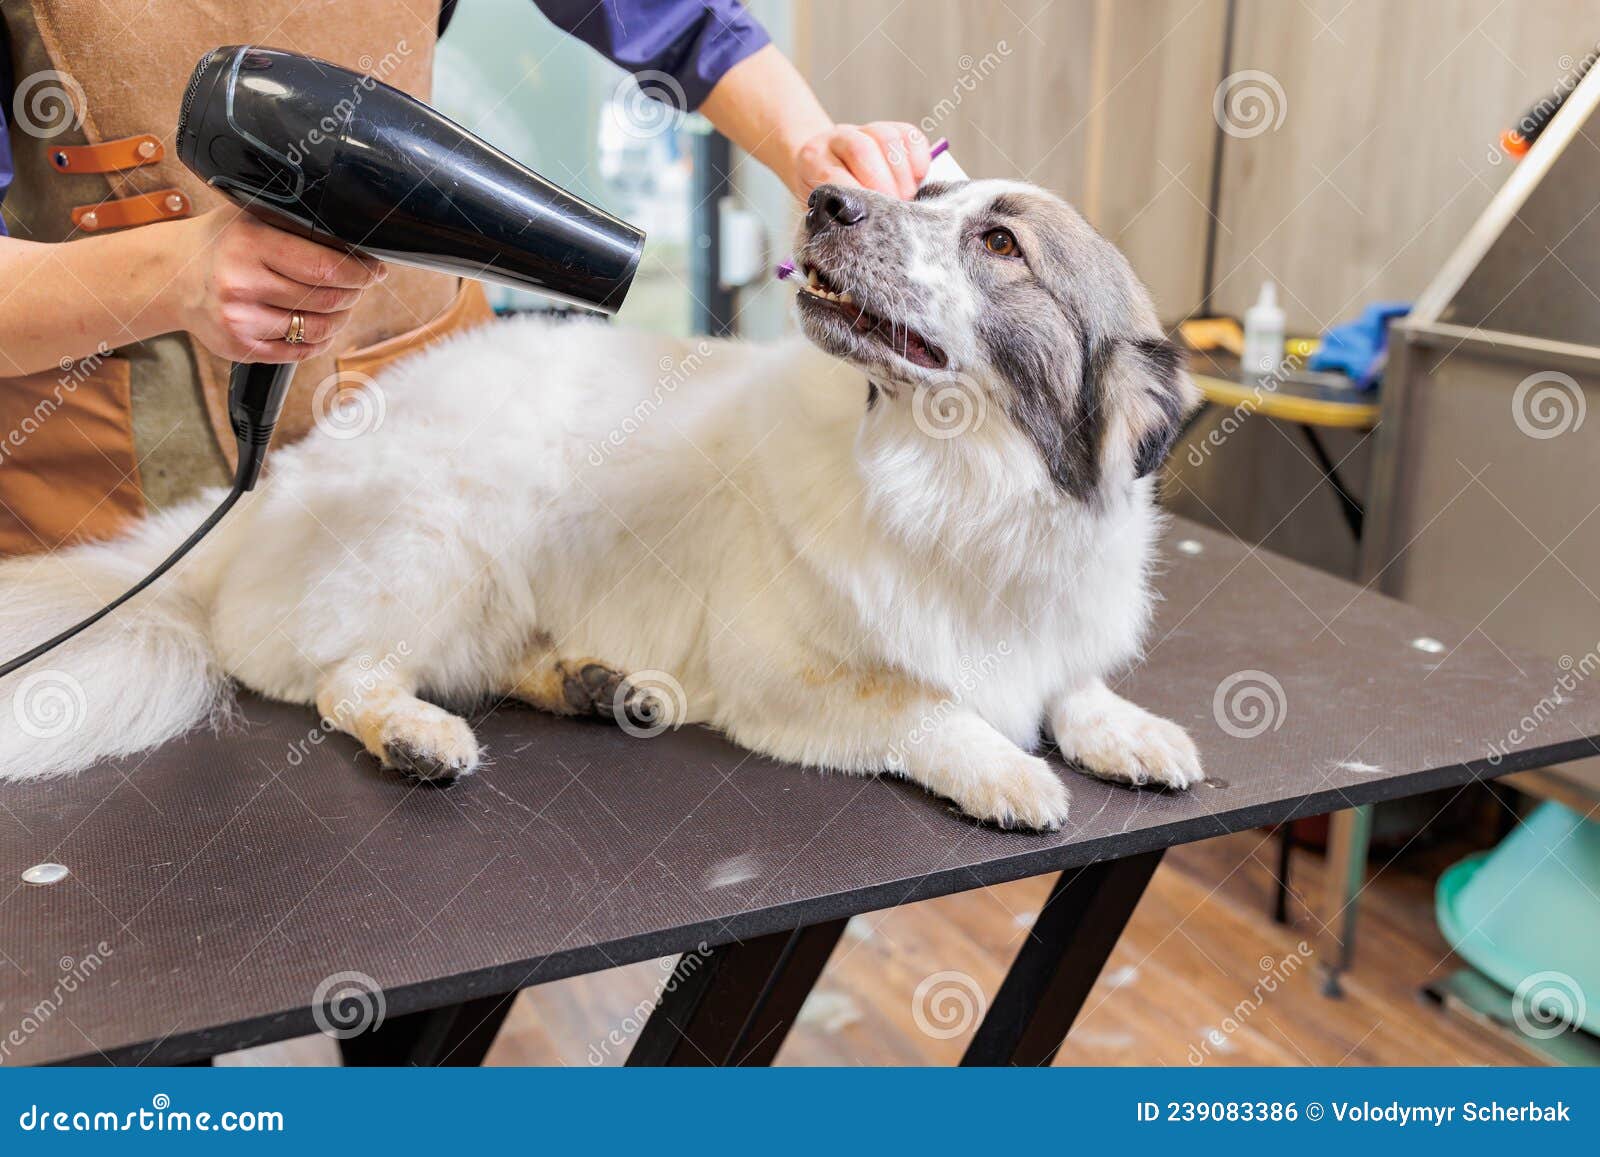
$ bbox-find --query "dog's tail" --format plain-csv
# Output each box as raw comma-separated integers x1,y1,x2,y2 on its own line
0,497,238,781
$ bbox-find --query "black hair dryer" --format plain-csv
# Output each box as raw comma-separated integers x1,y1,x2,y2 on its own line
176,45,646,488
0,47,646,678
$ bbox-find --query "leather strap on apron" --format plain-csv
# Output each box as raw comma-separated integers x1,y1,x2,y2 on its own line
0,1,485,555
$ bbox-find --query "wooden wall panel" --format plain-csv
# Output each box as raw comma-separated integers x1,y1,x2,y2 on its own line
1087,0,1228,320
794,0,1595,330
1211,0,1595,331
796,0,1226,320
801,0,1096,203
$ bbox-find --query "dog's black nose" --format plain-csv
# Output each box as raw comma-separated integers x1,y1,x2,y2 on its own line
807,184,868,229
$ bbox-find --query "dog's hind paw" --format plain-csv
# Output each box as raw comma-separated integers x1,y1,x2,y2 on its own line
557,660,668,731
560,661,628,717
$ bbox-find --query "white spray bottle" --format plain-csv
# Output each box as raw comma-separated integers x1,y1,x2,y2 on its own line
1243,281,1285,377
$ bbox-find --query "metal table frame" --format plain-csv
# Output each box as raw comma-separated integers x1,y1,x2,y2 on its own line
329,854,1166,1068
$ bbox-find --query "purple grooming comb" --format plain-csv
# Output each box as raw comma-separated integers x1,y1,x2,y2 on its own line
777,139,950,282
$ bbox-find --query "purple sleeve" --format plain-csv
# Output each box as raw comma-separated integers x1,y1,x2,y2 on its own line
532,0,770,110
0,130,12,238
0,62,12,237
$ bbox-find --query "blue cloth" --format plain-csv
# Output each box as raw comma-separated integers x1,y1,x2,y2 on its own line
0,0,769,237
1308,301,1411,390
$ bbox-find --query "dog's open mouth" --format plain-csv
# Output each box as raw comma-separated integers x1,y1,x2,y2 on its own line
795,263,948,371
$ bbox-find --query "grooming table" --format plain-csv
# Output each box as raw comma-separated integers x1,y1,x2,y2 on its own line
3,520,1597,1067
1186,350,1378,541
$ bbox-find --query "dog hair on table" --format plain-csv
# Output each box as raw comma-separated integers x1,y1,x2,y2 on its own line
0,179,1203,829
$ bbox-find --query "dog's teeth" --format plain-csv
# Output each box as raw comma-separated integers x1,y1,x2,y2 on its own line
793,269,855,306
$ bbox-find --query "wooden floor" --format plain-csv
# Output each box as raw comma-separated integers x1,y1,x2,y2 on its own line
222,825,1539,1067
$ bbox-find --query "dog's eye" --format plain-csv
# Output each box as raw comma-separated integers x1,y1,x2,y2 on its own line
983,228,1020,257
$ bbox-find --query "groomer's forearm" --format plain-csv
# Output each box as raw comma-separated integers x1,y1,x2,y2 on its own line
0,225,183,377
699,44,832,197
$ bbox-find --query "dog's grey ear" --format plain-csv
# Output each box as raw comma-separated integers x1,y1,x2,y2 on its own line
985,321,1195,498
1123,337,1195,478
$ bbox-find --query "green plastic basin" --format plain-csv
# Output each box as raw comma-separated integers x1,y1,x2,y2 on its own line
1436,800,1600,1037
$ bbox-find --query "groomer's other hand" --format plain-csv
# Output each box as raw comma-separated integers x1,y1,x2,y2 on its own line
173,207,386,364
794,122,932,200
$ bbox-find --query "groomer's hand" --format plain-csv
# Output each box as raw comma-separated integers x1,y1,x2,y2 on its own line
792,122,932,200
698,45,930,202
171,207,386,364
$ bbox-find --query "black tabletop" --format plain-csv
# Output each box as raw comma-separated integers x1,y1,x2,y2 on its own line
2,520,1596,1065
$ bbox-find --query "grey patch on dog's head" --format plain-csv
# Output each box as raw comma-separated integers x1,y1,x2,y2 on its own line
964,186,1196,498
980,311,1104,498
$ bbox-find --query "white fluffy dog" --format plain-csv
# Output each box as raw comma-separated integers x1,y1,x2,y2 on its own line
0,179,1203,829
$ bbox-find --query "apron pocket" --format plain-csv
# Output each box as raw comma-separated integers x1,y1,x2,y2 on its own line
0,353,142,556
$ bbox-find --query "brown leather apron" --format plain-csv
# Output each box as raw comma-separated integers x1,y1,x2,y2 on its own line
0,0,492,555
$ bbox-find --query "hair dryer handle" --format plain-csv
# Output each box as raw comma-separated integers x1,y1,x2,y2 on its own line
227,362,295,491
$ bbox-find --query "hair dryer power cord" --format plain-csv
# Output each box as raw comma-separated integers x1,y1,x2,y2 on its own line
0,362,288,680
0,483,245,680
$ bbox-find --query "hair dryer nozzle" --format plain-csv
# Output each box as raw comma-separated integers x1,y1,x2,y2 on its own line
177,46,645,314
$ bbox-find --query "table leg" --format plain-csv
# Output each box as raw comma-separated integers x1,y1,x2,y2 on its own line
961,851,1164,1067
627,918,847,1066
1273,822,1296,924
1319,803,1374,997
1297,424,1364,539
338,992,515,1066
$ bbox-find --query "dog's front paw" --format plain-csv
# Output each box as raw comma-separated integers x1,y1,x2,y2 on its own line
954,752,1071,832
1059,694,1203,790
379,704,480,784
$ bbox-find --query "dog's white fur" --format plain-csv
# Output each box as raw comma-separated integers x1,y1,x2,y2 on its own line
0,180,1200,828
